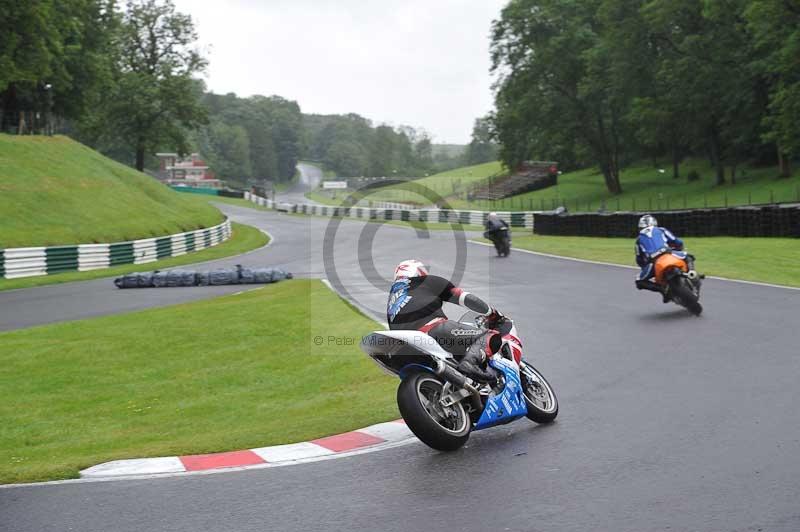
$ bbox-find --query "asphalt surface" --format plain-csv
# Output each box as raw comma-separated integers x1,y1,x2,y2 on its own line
280,161,323,204
2,205,799,532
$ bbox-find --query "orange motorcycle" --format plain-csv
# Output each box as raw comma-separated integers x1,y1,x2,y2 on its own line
653,250,704,315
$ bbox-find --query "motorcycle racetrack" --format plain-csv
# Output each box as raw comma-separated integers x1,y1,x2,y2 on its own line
2,204,799,532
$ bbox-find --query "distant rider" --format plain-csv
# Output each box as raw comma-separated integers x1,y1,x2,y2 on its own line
483,212,509,240
387,259,503,383
635,214,694,303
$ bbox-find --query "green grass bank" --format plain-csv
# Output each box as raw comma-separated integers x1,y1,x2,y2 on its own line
0,279,396,484
0,135,223,248
498,235,800,287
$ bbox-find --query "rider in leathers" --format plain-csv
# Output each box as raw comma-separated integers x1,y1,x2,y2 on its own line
387,259,503,383
635,214,695,302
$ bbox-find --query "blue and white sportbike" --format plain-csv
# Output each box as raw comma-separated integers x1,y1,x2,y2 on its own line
360,312,558,451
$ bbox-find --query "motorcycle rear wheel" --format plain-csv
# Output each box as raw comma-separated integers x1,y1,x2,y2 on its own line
519,361,559,423
670,276,703,316
397,372,471,451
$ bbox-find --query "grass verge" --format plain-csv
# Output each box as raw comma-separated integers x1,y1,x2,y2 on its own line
496,235,800,287
0,222,268,291
305,161,505,206
448,159,800,212
0,279,396,484
0,135,223,247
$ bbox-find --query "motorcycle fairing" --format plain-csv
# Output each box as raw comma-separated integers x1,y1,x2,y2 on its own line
654,252,688,283
360,330,454,377
474,357,528,430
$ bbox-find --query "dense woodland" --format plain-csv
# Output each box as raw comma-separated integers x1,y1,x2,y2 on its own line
490,0,800,193
0,0,496,187
3,0,795,193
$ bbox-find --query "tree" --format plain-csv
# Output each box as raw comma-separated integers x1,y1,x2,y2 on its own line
193,119,251,186
0,0,116,132
491,0,627,194
325,139,369,177
415,135,434,171
98,0,207,170
745,0,800,177
465,117,498,165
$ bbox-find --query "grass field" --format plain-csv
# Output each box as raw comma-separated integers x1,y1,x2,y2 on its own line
0,279,397,484
341,158,799,213
448,159,800,212
0,135,224,248
307,161,505,206
0,222,268,291
496,235,800,287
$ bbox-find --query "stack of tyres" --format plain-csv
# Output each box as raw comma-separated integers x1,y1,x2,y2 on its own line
114,266,293,288
533,205,800,238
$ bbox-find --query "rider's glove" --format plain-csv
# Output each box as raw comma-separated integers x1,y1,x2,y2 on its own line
485,308,504,328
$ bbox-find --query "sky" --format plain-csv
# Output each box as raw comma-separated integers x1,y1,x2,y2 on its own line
171,0,508,144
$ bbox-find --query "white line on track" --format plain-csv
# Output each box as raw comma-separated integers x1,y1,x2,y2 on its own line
469,239,800,291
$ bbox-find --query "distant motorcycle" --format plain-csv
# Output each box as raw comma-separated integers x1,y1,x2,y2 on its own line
484,227,511,257
652,249,705,315
360,311,558,451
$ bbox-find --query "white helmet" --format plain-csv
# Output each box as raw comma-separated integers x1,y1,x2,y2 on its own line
638,214,658,229
488,212,498,220
394,259,428,280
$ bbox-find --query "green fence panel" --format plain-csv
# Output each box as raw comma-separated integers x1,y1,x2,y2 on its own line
459,211,471,225
109,242,135,266
171,186,219,196
203,230,212,248
510,213,526,227
45,246,79,274
185,233,196,253
0,249,5,277
156,237,172,259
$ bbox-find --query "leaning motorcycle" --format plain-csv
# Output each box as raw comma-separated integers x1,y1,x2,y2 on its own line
652,248,704,315
484,227,511,257
360,312,558,451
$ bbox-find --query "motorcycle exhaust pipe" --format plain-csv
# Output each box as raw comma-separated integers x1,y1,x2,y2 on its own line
434,360,479,394
686,270,699,280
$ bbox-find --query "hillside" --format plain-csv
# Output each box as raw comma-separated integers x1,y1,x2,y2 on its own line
309,161,505,206
446,159,800,211
0,135,224,248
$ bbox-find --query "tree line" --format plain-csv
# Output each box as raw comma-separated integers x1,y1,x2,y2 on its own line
490,0,799,194
1,0,497,187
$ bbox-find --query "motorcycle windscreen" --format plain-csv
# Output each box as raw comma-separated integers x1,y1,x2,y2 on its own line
474,358,528,430
654,253,688,284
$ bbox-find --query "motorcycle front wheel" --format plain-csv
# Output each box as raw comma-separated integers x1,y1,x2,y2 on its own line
519,361,559,423
397,372,471,451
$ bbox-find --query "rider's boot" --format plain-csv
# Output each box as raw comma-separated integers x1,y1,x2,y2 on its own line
636,278,669,302
458,332,501,384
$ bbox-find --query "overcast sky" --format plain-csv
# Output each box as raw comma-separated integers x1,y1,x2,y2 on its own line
171,0,508,144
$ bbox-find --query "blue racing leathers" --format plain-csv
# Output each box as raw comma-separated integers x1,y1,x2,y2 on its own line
635,226,685,286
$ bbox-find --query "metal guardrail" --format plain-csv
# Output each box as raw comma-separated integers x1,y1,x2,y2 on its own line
245,192,537,229
0,219,232,280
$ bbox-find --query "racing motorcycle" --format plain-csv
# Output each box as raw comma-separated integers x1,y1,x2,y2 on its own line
652,248,705,315
360,311,558,451
484,227,511,257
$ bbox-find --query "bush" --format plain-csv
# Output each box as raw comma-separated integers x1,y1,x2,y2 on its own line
687,169,700,182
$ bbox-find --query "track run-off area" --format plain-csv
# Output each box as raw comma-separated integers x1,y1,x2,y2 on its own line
1,203,799,532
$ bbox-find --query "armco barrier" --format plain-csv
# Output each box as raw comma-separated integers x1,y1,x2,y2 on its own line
244,192,536,229
0,218,232,279
532,204,800,238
